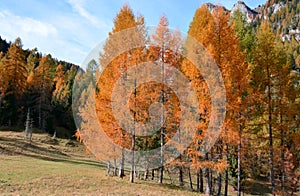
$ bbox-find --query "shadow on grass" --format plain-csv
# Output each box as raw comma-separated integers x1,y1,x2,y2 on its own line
243,179,272,195
0,136,68,156
0,136,102,169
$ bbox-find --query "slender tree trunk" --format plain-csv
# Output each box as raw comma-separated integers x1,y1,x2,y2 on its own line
178,155,184,186
281,145,285,193
130,149,134,183
238,126,242,196
200,169,204,193
144,164,149,180
159,55,165,184
217,143,223,196
280,113,285,193
139,169,141,180
205,153,211,195
129,108,135,182
24,108,30,140
205,168,211,195
118,63,127,179
118,149,125,178
113,159,117,176
266,67,275,195
130,75,137,183
188,167,193,190
179,166,184,186
268,88,275,195
217,173,222,196
210,169,213,193
151,169,155,181
197,169,200,191
107,161,111,175
29,118,33,143
178,128,183,187
159,166,164,183
225,144,229,196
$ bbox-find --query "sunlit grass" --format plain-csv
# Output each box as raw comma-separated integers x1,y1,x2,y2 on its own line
0,131,201,195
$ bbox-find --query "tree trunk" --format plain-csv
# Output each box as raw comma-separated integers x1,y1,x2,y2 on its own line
205,152,211,195
151,169,155,181
225,144,229,196
205,168,211,195
24,108,30,140
113,159,117,176
107,161,111,175
118,150,125,178
130,165,134,183
238,128,241,196
268,102,275,195
159,128,164,184
144,167,149,180
188,167,193,190
179,166,184,186
130,75,137,183
159,166,164,183
267,67,275,195
200,169,204,193
159,56,165,184
281,146,285,193
280,113,285,193
197,169,200,191
130,134,135,183
178,155,184,187
29,118,33,143
217,173,222,196
210,169,213,193
217,142,223,196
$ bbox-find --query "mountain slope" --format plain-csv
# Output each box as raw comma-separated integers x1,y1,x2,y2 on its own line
231,1,259,22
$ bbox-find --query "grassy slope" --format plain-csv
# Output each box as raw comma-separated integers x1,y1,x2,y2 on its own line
0,131,282,196
0,131,201,195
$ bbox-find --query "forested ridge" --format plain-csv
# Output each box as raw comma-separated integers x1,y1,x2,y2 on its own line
0,0,300,195
0,36,80,137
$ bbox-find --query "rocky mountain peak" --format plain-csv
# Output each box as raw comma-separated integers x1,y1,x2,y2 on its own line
204,3,228,14
231,1,258,22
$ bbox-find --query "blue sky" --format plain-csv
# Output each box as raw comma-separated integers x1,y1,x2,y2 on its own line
0,0,265,68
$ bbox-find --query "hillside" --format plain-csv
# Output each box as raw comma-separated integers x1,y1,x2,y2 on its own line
0,131,205,195
0,131,281,195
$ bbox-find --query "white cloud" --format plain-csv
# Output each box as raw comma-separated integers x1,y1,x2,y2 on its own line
0,9,88,65
0,10,57,38
67,0,108,28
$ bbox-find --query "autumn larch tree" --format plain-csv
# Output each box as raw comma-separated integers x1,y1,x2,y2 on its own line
209,7,249,196
29,55,53,130
251,20,291,195
97,4,147,181
149,15,183,184
185,4,215,193
0,38,27,125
